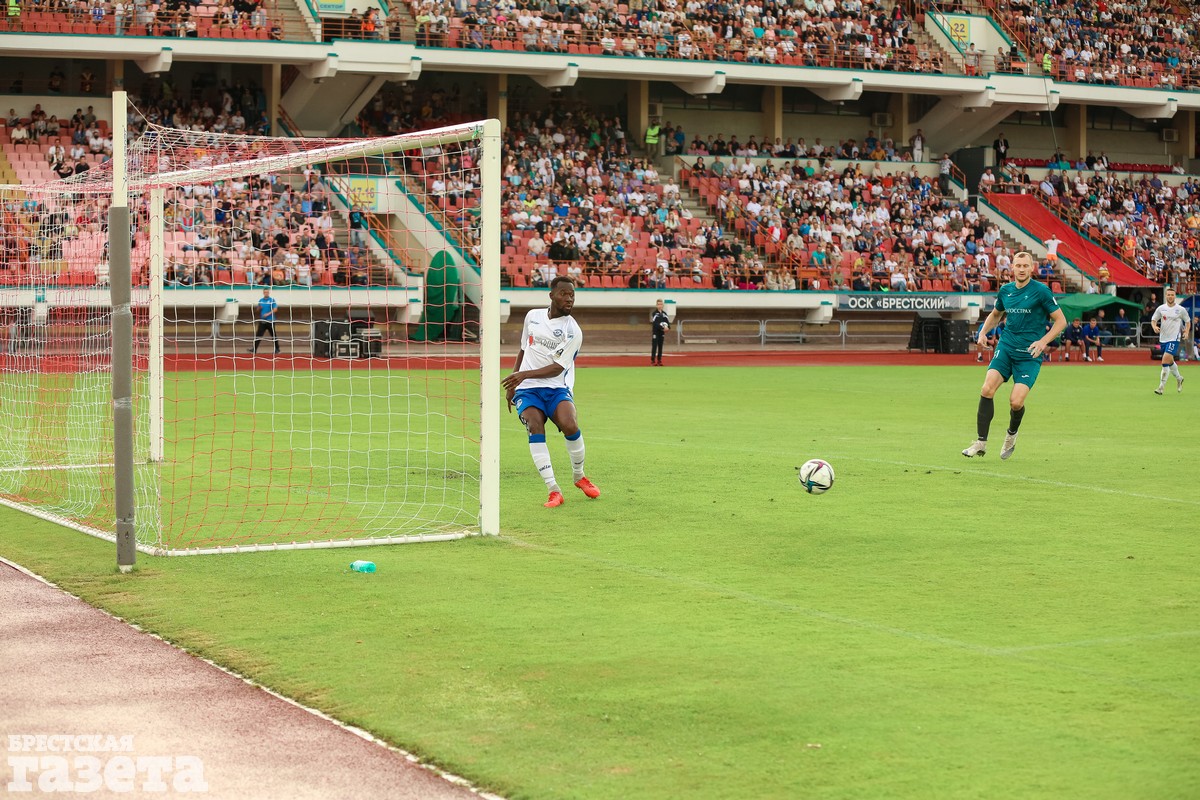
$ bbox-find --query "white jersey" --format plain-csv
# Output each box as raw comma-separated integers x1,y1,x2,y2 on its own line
1152,302,1190,343
517,308,583,391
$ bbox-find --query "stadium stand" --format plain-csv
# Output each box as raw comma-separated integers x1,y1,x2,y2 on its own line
991,168,1200,291
683,154,1036,292
370,0,946,73
968,0,1200,90
3,0,276,40
0,78,402,288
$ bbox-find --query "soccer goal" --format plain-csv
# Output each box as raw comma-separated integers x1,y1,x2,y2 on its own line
0,100,501,556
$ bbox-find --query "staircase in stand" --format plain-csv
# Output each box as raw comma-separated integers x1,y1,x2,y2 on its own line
984,193,1156,287
386,2,416,41
910,25,962,75
674,160,767,281
273,0,319,41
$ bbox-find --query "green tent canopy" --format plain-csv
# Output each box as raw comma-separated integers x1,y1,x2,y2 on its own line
1053,293,1142,323
409,250,463,342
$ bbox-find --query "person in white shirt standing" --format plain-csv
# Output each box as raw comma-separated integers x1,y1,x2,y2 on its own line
503,277,601,508
1043,235,1062,266
1152,287,1190,394
909,129,925,163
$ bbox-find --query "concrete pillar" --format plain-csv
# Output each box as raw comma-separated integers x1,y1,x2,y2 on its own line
109,59,125,91
629,80,649,155
264,63,281,137
486,73,508,128
1062,103,1087,160
889,93,911,147
1168,110,1196,168
1191,110,1199,167
761,85,782,144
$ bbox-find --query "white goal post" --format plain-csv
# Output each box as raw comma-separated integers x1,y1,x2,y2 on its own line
0,97,501,558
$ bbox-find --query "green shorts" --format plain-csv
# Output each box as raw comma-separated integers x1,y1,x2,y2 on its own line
988,345,1042,387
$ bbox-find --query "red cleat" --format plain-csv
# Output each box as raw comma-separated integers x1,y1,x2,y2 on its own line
544,491,565,508
574,476,601,499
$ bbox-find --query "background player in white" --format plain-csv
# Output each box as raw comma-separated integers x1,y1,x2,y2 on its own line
502,277,601,508
1043,235,1061,266
1152,287,1190,394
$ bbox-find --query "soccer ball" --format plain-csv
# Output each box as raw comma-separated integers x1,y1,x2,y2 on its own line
797,459,835,494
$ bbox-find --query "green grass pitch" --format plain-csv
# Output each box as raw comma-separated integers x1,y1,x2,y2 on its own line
1,364,1197,799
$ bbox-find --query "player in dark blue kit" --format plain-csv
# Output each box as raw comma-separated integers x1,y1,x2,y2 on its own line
963,252,1067,460
1082,317,1104,362
975,321,1002,363
1062,318,1085,362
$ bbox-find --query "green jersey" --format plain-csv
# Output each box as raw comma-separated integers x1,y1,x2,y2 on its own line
994,279,1058,355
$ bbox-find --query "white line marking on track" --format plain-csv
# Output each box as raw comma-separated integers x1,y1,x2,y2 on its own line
0,556,507,800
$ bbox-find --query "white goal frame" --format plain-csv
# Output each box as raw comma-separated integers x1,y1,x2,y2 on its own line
0,96,501,561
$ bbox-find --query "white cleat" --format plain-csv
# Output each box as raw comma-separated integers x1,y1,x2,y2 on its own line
1154,386,1164,395
961,439,988,458
1000,431,1019,461
1178,377,1185,393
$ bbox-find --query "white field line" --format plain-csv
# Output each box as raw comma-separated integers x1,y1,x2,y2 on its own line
563,432,1200,507
0,463,114,473
499,535,1002,653
496,537,1200,701
994,629,1200,654
840,455,1200,506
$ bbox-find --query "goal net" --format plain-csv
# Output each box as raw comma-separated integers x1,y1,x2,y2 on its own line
0,112,501,555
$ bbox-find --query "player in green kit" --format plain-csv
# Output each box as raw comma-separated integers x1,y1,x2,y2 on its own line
962,251,1067,460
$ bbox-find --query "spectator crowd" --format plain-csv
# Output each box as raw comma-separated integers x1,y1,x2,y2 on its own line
388,0,939,73
970,0,1200,89
7,0,278,40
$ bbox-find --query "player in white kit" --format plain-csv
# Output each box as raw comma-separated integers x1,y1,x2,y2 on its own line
1152,287,1190,395
502,277,602,507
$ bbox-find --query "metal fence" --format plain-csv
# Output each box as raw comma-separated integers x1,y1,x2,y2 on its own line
675,318,916,348
673,317,1197,352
